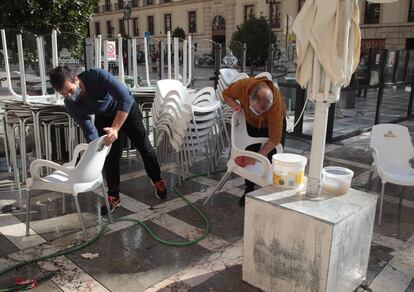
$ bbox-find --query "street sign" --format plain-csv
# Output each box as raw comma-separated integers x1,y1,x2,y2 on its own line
144,31,151,38
107,41,116,61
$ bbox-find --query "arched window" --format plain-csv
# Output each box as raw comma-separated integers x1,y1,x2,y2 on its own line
212,15,225,33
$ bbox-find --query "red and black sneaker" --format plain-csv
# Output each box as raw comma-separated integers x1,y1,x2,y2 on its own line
101,195,121,215
152,179,167,200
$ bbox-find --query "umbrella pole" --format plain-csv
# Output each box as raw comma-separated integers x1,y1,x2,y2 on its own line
306,101,330,197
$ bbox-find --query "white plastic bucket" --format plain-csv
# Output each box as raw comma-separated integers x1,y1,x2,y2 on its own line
272,153,307,188
321,166,354,196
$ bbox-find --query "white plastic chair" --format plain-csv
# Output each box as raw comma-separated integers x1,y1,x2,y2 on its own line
25,135,113,240
203,111,283,205
368,124,414,226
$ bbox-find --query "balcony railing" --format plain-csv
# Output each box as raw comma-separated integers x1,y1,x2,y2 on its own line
114,2,124,10
101,4,113,12
130,0,139,7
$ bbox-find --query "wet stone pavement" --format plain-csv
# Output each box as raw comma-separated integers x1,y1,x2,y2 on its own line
0,118,413,291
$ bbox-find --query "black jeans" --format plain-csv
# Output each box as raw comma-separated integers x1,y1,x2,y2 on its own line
95,101,161,197
245,118,286,192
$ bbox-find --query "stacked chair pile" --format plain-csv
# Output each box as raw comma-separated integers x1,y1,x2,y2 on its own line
153,80,228,182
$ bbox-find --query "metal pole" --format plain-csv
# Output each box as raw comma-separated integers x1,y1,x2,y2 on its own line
392,50,400,84
268,2,272,73
374,49,388,125
17,34,27,103
174,37,179,79
160,40,165,80
285,14,289,57
103,39,109,71
183,39,187,85
408,68,414,117
132,38,139,87
293,86,305,136
144,36,151,86
242,43,247,73
167,31,171,79
214,44,221,89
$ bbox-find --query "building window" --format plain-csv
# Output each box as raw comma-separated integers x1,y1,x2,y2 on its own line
409,0,414,22
144,0,153,5
131,0,139,7
244,5,254,21
364,2,380,24
160,0,171,3
95,22,100,35
148,16,154,35
94,3,99,13
270,2,281,29
106,21,113,37
164,14,172,34
133,17,139,36
117,0,123,10
105,0,111,11
188,11,197,33
119,19,125,35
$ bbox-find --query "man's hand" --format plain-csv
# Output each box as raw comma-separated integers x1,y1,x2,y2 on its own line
103,127,119,145
231,103,242,112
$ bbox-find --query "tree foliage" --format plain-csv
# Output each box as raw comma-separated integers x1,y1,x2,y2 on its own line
171,27,186,40
0,0,97,36
0,0,97,69
229,15,276,66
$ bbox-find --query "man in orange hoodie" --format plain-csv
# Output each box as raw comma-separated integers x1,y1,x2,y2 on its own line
223,77,286,206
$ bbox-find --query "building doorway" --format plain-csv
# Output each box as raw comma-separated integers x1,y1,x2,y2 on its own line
212,15,226,55
406,38,414,50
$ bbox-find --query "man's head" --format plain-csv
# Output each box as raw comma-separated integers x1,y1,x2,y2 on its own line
248,82,273,116
49,66,81,101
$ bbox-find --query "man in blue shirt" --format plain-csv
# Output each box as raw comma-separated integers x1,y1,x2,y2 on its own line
49,66,167,214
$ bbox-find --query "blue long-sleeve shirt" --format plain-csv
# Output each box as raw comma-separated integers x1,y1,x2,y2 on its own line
64,68,133,143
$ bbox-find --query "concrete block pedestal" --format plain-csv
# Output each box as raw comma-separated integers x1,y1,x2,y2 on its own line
242,186,377,292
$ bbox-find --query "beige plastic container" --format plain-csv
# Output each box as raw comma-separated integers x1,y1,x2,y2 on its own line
272,153,307,188
321,166,354,196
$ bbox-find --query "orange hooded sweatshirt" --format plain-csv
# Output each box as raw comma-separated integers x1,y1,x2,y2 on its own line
223,77,286,145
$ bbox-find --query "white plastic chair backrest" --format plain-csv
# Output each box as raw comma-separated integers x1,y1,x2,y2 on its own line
230,73,249,84
219,68,240,85
232,111,268,151
190,87,217,106
71,136,111,183
255,72,272,80
157,79,190,102
371,124,414,169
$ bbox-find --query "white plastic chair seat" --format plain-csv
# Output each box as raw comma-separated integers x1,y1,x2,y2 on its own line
27,171,103,195
25,135,113,240
379,166,414,186
233,161,272,187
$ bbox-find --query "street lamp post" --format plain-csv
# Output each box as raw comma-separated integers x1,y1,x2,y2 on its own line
123,4,131,37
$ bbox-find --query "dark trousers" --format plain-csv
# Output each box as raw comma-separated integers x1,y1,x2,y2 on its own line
245,118,286,191
95,101,161,197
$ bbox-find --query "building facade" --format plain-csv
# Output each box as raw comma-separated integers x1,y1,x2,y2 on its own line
90,0,414,54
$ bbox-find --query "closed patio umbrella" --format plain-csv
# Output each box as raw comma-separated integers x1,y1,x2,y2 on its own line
292,0,361,197
292,0,395,197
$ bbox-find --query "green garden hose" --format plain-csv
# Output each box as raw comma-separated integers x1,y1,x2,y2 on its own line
0,170,225,291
